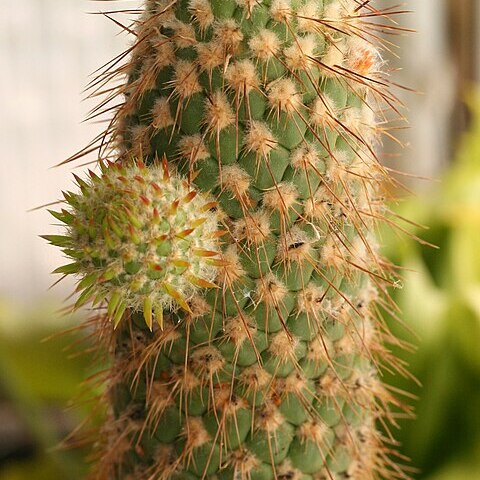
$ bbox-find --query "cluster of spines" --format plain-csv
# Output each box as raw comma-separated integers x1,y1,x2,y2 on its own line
86,298,407,479
59,1,414,479
45,159,221,329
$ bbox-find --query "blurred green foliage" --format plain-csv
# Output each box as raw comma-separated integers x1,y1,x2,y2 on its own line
383,92,480,479
0,303,91,479
1,97,480,480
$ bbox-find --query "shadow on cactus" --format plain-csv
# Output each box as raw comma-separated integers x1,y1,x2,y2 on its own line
45,1,415,479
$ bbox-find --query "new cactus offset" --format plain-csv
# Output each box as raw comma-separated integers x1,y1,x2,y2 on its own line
47,0,411,478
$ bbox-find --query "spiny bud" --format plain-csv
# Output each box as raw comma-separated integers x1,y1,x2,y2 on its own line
46,160,221,329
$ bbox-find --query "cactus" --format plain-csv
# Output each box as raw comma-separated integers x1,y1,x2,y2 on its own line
47,1,411,479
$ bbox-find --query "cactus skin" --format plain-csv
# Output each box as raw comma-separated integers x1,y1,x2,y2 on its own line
49,1,411,479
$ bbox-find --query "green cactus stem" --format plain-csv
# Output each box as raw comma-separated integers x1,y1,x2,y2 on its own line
48,1,412,479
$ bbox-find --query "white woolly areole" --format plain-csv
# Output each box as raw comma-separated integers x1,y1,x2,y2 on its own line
284,34,318,70
236,0,262,15
177,134,210,162
172,60,202,99
245,121,276,157
290,143,320,170
271,0,293,22
321,41,346,74
204,91,235,133
213,19,244,52
297,1,322,33
346,37,382,78
263,182,298,211
151,35,176,69
152,98,174,130
225,59,260,95
233,210,271,244
249,28,281,61
323,0,359,22
267,78,302,115
165,19,197,49
196,42,225,72
310,94,338,127
222,165,251,196
188,0,214,31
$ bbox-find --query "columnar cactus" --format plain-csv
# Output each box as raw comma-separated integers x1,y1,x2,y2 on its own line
48,1,411,479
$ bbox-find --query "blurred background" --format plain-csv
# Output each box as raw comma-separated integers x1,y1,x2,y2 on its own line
0,1,479,479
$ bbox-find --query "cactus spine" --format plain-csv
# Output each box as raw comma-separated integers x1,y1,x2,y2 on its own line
48,1,411,478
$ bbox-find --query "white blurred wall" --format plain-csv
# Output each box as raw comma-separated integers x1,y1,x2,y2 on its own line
0,1,136,304
0,0,459,304
391,0,455,181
